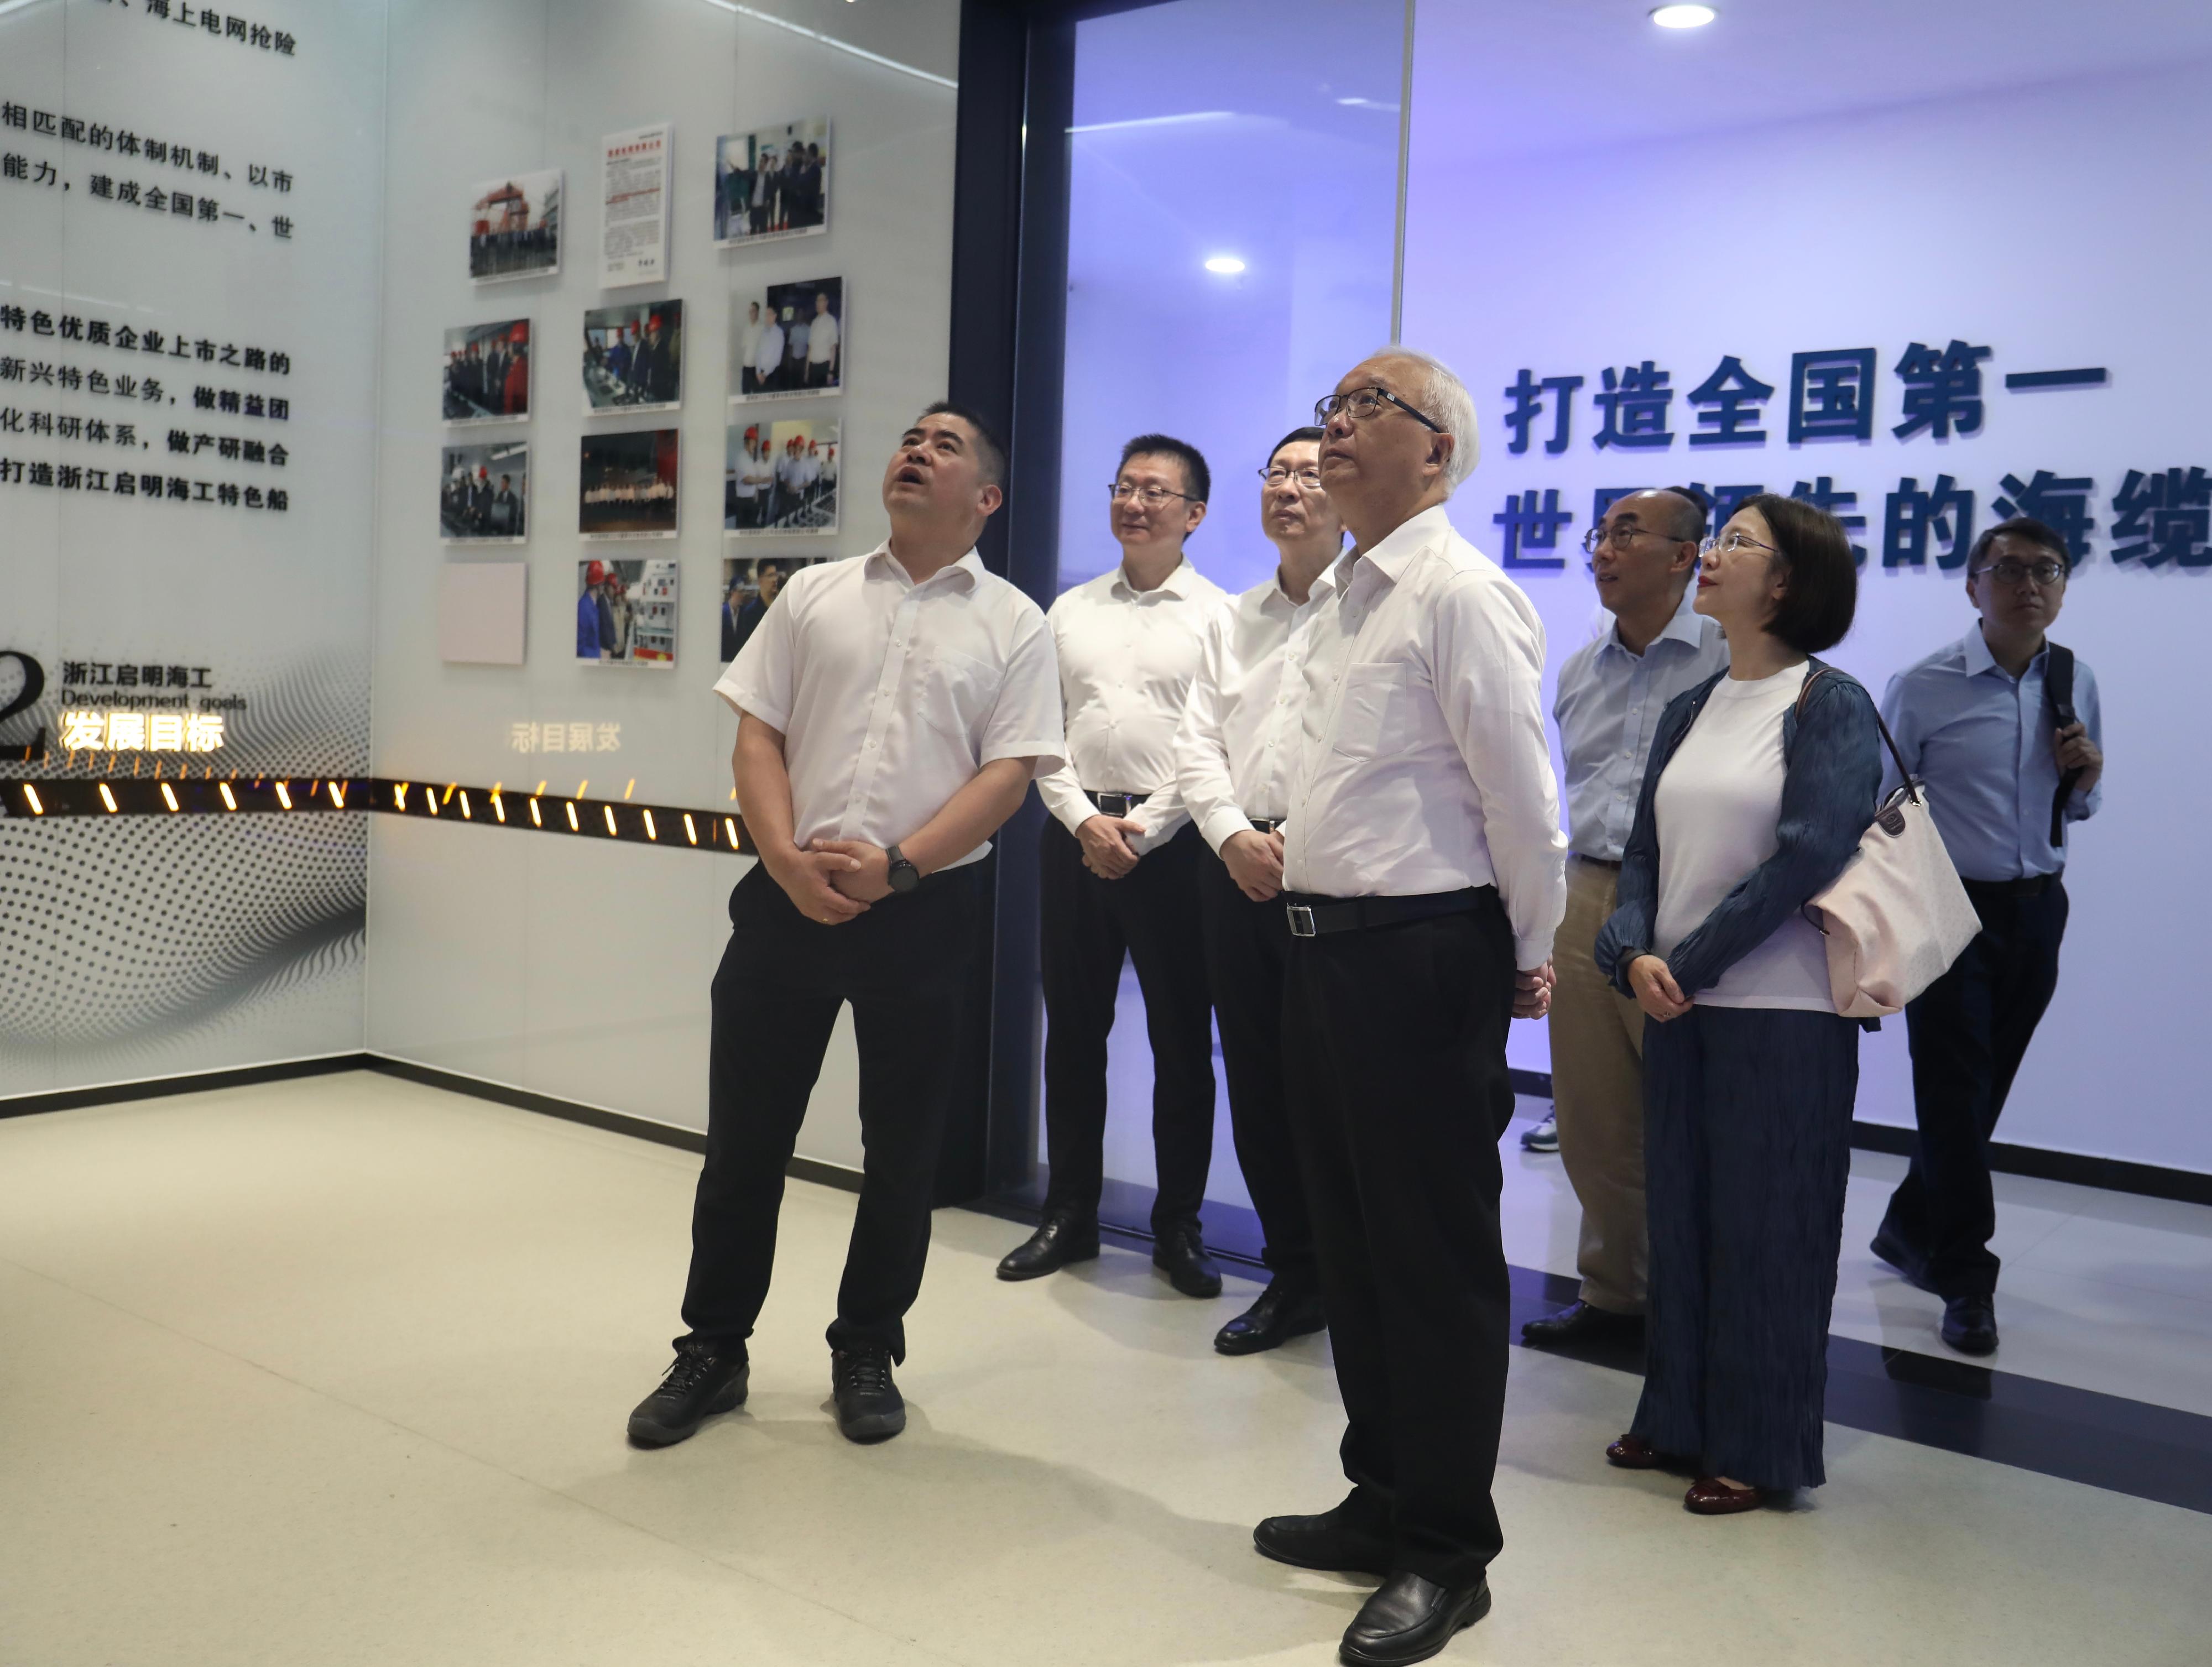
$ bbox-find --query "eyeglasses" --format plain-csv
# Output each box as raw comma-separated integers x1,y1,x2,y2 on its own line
1699,530,1780,559
1109,482,1200,508
1579,522,1687,556
1258,465,1324,490
1312,386,1444,433
1971,557,2067,587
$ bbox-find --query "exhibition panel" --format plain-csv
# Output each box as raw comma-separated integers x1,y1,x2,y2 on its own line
0,0,387,1095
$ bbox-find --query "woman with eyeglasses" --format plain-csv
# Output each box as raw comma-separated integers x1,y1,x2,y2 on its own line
1592,494,1882,1514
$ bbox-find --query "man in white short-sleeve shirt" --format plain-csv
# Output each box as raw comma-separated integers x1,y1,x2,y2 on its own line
805,290,840,388
1255,349,1565,1666
626,402,1062,1453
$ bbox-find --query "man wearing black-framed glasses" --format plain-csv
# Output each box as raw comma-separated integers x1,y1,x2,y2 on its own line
1001,434,1232,1300
1255,350,1566,1666
1871,515,2104,1358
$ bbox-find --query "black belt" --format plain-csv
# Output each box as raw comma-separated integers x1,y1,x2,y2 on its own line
1964,872,2061,900
1246,815,1285,836
1090,791,1150,818
1281,887,1489,939
1572,853,1621,870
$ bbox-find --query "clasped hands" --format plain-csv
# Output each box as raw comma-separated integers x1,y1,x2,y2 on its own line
1627,954,1692,1022
768,838,895,925
1078,813,1146,879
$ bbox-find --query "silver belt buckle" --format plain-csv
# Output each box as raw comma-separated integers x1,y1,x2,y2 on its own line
1286,903,1317,938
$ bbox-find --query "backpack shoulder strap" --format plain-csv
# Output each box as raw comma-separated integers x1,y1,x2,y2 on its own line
2044,641,2077,726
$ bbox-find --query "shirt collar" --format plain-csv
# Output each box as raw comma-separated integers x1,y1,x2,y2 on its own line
869,542,982,592
1113,555,1201,600
1352,502,1453,586
1958,624,2043,680
1604,584,1706,657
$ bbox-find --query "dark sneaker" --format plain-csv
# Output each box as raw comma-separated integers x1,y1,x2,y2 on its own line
627,1342,749,1447
831,1348,906,1443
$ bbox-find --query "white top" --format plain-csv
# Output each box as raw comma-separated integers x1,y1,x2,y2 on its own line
1652,663,1833,1010
1282,504,1567,971
713,545,1066,870
1037,556,1229,853
1553,587,1730,861
1172,567,1322,853
753,321,784,379
807,312,839,363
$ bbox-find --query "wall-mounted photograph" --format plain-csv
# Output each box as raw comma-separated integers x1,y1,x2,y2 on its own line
583,300,683,414
729,276,843,401
440,441,529,543
577,558,678,668
719,555,834,662
726,416,839,536
468,170,562,283
444,320,531,422
713,117,830,247
580,429,679,540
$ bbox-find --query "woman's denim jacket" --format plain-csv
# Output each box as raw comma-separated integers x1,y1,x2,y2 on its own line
1592,657,1884,1002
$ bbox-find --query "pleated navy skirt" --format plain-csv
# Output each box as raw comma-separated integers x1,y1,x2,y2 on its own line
1630,1005,1859,1492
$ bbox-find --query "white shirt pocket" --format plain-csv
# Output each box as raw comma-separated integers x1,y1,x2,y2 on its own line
1331,663,1408,759
915,645,997,746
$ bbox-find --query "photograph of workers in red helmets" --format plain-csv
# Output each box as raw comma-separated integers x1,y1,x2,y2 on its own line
577,558,679,668
442,319,531,423
583,300,683,414
440,441,529,543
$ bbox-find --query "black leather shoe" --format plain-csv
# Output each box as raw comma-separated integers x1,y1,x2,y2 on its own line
1520,1299,1642,1346
1340,1571,1491,1666
1153,1222,1223,1298
1215,1281,1326,1355
995,1210,1100,1281
1870,1226,1934,1292
1252,1506,1392,1576
830,1348,906,1443
1941,1294,1998,1355
626,1342,749,1447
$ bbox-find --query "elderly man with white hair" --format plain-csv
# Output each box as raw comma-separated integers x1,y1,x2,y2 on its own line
1251,348,1567,1667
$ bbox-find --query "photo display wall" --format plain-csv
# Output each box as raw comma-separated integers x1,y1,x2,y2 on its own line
435,111,852,678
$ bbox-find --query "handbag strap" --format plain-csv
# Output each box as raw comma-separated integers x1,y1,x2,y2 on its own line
2044,641,2083,846
1796,663,1918,803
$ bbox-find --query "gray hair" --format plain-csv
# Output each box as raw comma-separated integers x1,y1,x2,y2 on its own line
1366,346,1480,492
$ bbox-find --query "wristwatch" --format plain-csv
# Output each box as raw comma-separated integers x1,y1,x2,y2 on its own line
885,844,921,894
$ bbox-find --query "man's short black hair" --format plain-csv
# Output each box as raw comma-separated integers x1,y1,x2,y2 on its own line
1965,515,2073,576
917,400,1007,489
1740,493,1858,654
1658,484,1710,542
1120,433,1211,504
1267,425,1326,464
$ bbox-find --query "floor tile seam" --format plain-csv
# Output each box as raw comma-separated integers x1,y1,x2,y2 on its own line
349,1083,709,1174
0,1253,971,1666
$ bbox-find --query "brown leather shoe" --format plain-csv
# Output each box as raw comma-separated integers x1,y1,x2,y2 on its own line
1684,1477,1765,1515
1606,1433,1661,1469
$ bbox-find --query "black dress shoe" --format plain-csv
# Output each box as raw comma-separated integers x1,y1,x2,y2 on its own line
830,1347,906,1443
995,1210,1100,1281
1215,1281,1326,1355
1942,1294,1998,1355
1520,1299,1642,1346
1252,1506,1392,1576
1870,1226,1934,1292
1340,1571,1491,1666
1153,1222,1222,1298
626,1342,749,1447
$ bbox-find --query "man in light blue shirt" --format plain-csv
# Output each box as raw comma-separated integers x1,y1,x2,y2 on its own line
1523,488,1728,1347
1871,516,2104,1357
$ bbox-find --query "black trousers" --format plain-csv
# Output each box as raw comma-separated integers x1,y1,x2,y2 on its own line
1282,892,1515,1588
1039,817,1217,1231
1880,879,2069,1300
1197,848,1315,1287
1635,1005,1858,1493
680,862,984,1364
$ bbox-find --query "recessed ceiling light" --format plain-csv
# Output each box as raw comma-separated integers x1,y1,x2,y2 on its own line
1203,255,1246,275
1650,4,1716,27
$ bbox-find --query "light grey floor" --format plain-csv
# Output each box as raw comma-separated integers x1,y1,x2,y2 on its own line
3,1073,2209,1666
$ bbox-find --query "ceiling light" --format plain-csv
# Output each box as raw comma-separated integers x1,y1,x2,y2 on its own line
1650,4,1716,27
1204,255,1246,275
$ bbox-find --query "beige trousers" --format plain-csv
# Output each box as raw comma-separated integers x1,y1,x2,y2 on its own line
1546,855,1650,1314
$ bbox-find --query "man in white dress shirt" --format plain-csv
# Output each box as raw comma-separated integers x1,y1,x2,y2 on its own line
998,435,1231,1298
1253,351,1566,1667
1171,425,1341,1355
627,402,1063,1451
751,307,785,396
1522,488,1728,1350
805,290,840,389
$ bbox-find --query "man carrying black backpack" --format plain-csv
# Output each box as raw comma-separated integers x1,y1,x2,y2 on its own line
1870,516,2104,1356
